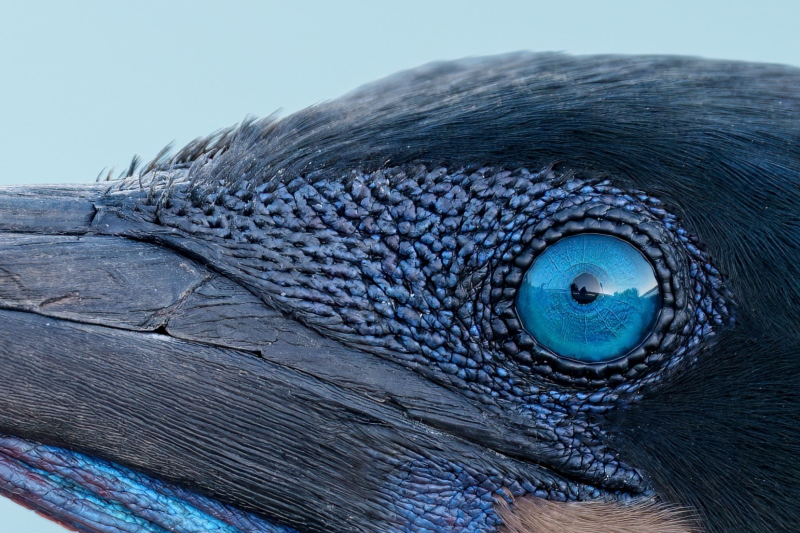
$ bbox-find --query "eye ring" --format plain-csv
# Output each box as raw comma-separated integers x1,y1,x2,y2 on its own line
489,202,693,383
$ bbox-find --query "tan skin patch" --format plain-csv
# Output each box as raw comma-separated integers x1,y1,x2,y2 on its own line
496,495,702,533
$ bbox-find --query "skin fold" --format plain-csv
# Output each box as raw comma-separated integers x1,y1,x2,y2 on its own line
0,53,798,533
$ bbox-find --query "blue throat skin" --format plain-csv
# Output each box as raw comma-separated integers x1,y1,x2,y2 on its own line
0,53,798,533
0,435,297,533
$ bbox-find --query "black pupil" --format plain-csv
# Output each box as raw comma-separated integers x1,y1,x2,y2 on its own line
570,273,601,304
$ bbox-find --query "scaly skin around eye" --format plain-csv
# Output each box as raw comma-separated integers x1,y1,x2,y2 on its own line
122,164,731,395
93,160,733,508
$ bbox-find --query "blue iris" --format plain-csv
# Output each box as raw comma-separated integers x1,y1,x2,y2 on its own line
516,234,661,363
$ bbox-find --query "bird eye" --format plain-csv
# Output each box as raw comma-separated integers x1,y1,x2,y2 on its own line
515,234,661,363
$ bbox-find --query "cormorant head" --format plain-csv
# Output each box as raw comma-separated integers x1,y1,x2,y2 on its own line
0,53,797,533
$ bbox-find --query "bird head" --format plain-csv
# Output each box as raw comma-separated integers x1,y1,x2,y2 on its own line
0,53,797,533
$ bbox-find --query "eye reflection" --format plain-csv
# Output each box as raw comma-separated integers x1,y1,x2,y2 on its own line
570,272,602,304
515,234,661,363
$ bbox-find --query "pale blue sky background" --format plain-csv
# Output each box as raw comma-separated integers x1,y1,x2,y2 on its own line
1,1,798,531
